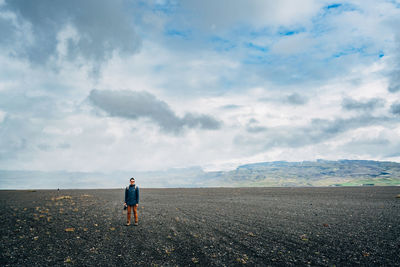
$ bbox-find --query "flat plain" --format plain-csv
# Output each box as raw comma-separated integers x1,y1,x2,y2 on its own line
1,187,399,266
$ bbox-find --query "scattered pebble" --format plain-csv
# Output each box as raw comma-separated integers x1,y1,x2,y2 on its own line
247,232,256,237
52,196,72,201
300,234,308,241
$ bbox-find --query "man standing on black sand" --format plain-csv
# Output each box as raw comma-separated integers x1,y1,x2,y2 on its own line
124,177,139,226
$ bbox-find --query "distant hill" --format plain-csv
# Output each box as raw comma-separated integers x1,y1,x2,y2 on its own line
209,160,400,187
1,160,400,189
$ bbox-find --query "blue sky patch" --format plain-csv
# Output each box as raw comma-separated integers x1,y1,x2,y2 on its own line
326,3,342,9
165,29,192,39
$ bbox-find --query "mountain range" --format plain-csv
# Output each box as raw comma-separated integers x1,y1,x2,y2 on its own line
1,160,399,189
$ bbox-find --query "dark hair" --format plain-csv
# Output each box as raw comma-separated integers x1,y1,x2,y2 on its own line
130,177,135,181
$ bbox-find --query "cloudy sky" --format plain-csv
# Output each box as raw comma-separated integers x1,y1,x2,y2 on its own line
1,0,400,174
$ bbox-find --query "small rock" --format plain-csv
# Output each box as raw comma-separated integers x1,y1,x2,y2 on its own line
236,254,249,264
52,195,72,201
300,234,308,241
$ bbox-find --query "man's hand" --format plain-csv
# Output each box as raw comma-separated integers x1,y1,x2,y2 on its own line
124,202,127,206
135,204,138,207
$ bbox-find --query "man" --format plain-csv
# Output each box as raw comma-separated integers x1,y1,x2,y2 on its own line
124,177,139,226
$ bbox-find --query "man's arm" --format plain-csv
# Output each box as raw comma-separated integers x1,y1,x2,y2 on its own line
124,187,128,203
136,186,139,204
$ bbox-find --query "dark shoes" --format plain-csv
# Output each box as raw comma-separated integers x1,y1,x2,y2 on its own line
134,222,138,226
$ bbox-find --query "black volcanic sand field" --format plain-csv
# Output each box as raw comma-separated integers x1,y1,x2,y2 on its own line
1,187,399,266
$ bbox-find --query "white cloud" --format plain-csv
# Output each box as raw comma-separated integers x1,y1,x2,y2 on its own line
0,109,5,123
270,33,315,55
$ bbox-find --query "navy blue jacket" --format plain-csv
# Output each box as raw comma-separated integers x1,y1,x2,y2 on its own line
125,185,139,205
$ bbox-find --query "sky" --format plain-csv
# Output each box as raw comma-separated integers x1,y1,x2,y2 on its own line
1,0,400,175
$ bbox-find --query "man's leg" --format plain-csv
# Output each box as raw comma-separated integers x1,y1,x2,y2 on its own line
126,205,131,225
133,205,138,224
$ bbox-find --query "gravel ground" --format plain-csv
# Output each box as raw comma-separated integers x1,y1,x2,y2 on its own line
1,187,399,266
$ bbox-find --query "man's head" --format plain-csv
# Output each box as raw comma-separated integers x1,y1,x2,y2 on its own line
130,177,135,185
